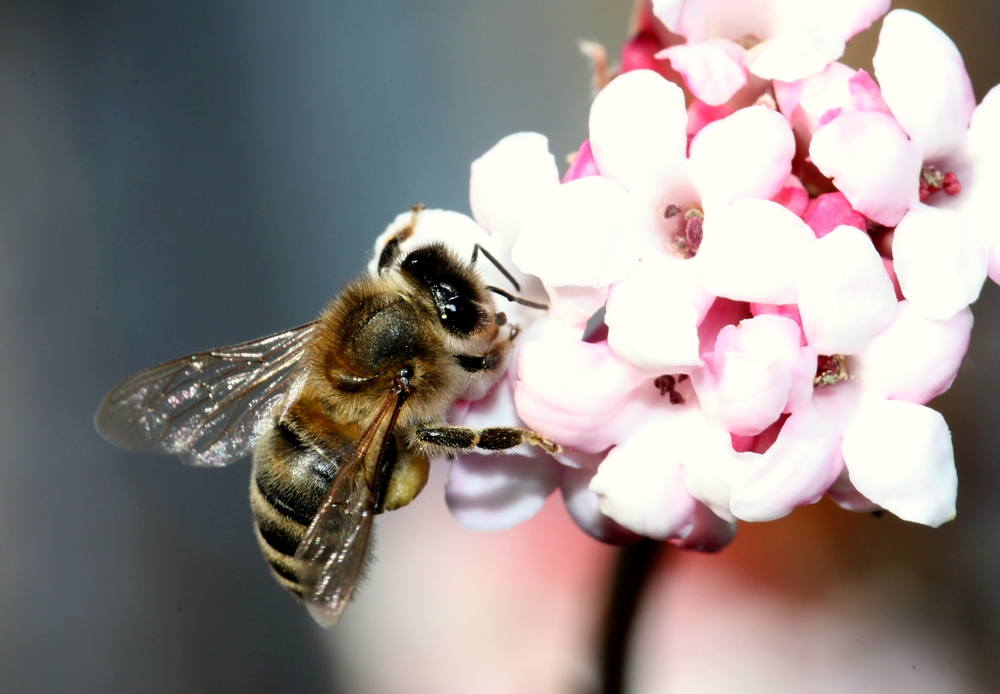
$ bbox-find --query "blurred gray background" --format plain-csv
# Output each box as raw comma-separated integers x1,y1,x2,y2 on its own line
1,1,999,692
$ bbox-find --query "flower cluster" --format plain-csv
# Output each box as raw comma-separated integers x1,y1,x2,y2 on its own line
374,2,998,550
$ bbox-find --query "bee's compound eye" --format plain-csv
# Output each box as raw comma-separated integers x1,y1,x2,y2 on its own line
399,365,415,380
495,312,507,326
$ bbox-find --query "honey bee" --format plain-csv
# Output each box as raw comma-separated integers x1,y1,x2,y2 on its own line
96,207,559,626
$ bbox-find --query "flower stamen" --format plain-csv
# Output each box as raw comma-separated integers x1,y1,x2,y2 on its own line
814,354,849,387
663,203,683,219
654,374,687,404
919,164,962,202
663,204,704,258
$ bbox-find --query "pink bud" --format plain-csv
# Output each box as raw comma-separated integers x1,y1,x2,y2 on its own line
802,192,867,238
562,140,601,183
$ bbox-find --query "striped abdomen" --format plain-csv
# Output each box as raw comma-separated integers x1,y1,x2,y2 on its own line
250,419,372,598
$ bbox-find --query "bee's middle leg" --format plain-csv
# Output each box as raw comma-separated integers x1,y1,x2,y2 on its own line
414,425,562,455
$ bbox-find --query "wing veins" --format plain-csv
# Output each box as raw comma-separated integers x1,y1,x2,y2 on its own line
96,322,317,466
294,390,405,626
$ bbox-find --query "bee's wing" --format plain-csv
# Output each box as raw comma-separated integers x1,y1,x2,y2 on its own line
96,323,317,467
294,390,405,627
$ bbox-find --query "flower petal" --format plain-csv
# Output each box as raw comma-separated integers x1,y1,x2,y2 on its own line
855,301,972,404
826,466,880,512
589,412,699,539
777,0,890,41
512,176,639,287
687,98,737,139
469,132,561,248
729,389,850,521
560,465,642,544
892,204,988,321
542,283,609,334
842,398,957,527
798,225,898,355
657,40,747,107
776,61,855,140
605,256,704,372
700,199,815,304
697,346,791,437
692,315,812,436
965,86,1000,274
670,406,748,523
689,105,795,211
515,340,648,453
589,70,689,195
670,503,738,552
745,32,845,83
653,0,770,43
810,111,922,227
444,452,560,531
873,10,976,161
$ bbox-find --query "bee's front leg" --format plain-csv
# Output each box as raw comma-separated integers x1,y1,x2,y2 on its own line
455,323,523,376
413,425,561,455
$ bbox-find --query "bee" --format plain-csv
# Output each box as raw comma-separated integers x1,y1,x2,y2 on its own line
95,206,559,626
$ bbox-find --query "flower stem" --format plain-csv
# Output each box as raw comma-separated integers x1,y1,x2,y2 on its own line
598,538,666,694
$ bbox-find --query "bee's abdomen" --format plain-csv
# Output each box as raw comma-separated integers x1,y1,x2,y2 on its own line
249,421,347,596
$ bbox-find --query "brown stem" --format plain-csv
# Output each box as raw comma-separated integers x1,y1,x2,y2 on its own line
598,538,666,694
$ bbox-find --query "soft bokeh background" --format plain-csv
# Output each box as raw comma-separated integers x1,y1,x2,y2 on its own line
1,1,999,692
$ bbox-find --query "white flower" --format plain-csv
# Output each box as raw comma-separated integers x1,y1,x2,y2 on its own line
513,69,795,372
652,0,889,105
805,10,999,321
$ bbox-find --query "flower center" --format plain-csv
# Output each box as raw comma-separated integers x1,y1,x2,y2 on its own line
918,164,962,202
654,373,687,405
814,354,849,387
663,204,704,258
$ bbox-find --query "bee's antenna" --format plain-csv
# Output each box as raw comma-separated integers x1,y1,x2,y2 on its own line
486,285,548,310
471,244,521,292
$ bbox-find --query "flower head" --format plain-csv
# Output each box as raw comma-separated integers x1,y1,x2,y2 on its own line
415,3,990,549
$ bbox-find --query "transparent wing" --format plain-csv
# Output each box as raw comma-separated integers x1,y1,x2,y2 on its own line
96,323,317,467
294,391,403,627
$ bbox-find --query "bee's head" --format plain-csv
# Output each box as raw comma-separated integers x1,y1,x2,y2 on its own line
398,243,496,339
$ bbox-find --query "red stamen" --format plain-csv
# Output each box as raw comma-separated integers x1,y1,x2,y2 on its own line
943,171,962,195
814,354,848,387
919,180,932,202
663,204,682,219
685,216,703,251
919,164,962,201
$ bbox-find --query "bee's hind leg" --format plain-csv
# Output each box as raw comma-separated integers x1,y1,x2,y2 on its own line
414,425,562,455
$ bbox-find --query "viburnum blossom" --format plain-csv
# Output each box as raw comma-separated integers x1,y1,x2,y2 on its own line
793,10,999,322
651,0,890,104
384,2,1000,550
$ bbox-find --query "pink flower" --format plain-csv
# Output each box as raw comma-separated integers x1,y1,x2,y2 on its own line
512,69,795,372
652,0,889,105
515,336,739,547
686,298,969,526
733,301,971,526
805,10,998,321
698,201,899,355
691,314,815,437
